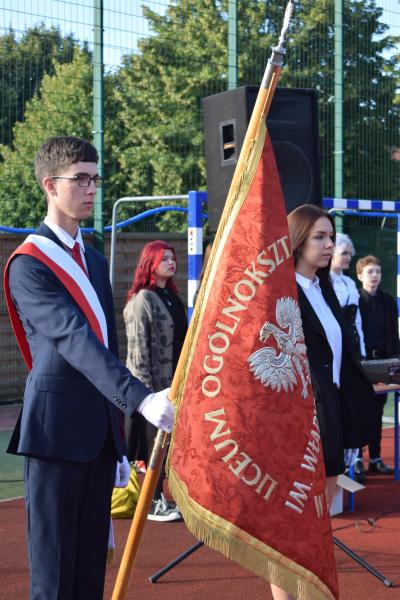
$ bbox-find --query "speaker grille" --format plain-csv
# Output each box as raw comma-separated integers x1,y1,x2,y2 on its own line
272,141,314,211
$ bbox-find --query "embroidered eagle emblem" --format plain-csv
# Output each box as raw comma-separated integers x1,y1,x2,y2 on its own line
248,297,310,398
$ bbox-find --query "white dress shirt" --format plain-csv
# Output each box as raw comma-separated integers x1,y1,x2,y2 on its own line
296,272,342,387
330,271,366,357
44,216,88,272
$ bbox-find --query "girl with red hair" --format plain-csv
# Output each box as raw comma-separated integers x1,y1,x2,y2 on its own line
123,240,187,521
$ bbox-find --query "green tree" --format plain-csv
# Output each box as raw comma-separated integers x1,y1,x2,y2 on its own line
112,0,271,230
275,0,400,199
0,49,93,227
112,0,398,229
0,24,89,146
0,2,398,229
332,0,399,199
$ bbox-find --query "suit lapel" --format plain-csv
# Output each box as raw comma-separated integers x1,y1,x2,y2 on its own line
297,284,328,342
321,283,344,327
322,282,358,362
83,244,96,283
84,245,106,309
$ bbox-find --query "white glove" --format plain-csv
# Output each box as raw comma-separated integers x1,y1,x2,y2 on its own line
137,388,174,433
114,455,131,487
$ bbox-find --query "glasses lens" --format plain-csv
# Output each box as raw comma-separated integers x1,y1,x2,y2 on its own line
94,177,103,188
77,175,91,187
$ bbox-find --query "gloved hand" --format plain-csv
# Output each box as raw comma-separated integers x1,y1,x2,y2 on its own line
115,455,131,487
137,388,174,432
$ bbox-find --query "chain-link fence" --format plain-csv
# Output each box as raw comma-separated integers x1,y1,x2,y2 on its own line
0,1,399,403
342,213,397,298
0,0,399,231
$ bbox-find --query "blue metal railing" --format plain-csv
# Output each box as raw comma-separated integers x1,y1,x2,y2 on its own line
0,205,207,234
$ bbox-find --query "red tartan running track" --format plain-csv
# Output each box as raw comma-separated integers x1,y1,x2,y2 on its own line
1,428,399,600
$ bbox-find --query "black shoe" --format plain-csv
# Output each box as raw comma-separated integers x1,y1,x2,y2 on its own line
354,459,366,484
368,459,394,475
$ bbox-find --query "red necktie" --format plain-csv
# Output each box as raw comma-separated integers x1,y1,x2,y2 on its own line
72,242,88,277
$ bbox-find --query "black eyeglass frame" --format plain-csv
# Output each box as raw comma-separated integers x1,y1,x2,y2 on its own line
52,174,104,188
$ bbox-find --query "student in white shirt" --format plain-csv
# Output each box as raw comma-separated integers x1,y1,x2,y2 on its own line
330,233,366,359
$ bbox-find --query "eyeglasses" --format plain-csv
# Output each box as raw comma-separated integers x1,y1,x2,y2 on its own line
52,174,104,188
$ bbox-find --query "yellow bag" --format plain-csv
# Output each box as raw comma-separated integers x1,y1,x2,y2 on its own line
111,469,140,518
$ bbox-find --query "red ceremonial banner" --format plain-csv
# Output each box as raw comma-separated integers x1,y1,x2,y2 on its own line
168,123,339,599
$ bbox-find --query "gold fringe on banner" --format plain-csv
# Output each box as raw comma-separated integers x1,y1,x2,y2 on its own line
168,468,336,600
297,578,311,600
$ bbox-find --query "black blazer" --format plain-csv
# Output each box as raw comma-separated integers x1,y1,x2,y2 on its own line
7,223,150,462
359,288,400,359
297,280,378,459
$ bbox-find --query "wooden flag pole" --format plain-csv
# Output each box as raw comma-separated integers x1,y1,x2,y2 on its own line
111,4,294,598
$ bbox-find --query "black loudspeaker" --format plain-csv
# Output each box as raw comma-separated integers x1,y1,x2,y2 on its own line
203,86,322,231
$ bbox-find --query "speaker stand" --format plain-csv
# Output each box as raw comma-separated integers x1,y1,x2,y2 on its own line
149,537,393,587
332,537,393,586
148,540,203,583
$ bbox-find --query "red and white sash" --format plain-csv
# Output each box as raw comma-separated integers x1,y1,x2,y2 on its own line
4,234,108,370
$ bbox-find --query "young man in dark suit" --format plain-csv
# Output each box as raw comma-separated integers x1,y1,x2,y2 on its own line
5,136,174,600
356,254,399,480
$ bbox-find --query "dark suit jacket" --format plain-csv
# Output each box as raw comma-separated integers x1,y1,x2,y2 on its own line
298,280,378,460
7,223,149,462
359,288,400,359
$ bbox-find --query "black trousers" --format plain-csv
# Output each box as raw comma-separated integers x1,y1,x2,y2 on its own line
359,393,387,460
24,433,116,600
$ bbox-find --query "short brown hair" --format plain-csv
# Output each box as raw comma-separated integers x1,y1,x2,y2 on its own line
287,204,336,283
34,136,98,192
356,255,381,276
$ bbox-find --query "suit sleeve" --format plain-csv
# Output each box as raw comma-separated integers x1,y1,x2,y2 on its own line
124,291,154,390
9,254,149,416
388,294,400,356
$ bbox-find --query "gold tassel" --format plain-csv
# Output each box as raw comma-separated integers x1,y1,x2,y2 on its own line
297,578,309,600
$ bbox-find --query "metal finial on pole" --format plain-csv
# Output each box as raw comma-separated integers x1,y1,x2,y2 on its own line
277,0,295,50
261,0,294,89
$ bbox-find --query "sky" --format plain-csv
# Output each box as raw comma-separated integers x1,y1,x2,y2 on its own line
1,0,399,70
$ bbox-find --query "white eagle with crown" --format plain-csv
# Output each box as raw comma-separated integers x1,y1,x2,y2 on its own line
248,297,310,398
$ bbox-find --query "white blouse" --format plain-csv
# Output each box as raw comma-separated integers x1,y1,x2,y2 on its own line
330,271,366,357
296,272,342,387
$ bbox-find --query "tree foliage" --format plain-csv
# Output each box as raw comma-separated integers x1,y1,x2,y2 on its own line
0,24,89,146
112,0,399,228
112,1,275,230
0,50,93,227
279,0,399,199
0,4,398,229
